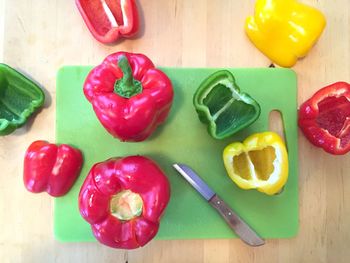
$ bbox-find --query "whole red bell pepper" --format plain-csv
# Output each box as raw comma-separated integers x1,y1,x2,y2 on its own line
79,156,170,249
23,141,83,197
75,0,139,44
299,82,350,155
84,52,174,142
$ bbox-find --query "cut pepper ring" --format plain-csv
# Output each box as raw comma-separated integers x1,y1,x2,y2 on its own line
223,132,289,195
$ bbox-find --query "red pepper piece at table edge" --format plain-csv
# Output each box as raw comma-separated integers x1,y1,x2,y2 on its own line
84,52,174,142
23,141,83,197
299,82,350,155
75,0,139,44
79,156,170,249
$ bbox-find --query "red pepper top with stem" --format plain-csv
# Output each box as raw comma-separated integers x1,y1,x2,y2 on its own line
84,52,174,142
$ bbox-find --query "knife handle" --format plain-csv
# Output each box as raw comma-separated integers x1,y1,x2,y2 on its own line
209,194,242,228
209,194,264,246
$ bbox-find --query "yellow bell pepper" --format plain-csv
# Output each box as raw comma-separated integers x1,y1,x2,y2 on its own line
245,0,326,67
223,132,288,195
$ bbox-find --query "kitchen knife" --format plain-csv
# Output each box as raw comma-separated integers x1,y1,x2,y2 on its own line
173,163,265,247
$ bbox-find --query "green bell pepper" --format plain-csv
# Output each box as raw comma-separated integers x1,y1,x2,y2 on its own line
0,64,45,135
193,70,260,139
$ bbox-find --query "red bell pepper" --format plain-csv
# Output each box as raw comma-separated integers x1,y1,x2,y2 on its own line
299,82,350,155
84,52,174,142
23,141,83,197
79,156,170,249
75,0,139,44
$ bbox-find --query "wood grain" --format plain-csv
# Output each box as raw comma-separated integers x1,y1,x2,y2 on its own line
0,0,4,61
0,0,349,262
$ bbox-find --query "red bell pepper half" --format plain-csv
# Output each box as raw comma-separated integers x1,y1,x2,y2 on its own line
79,156,170,249
84,52,174,142
299,82,350,155
23,141,83,197
75,0,139,44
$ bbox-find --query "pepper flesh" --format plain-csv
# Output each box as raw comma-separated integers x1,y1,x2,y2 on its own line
299,82,350,155
79,156,170,249
223,132,288,195
0,64,45,135
193,70,260,139
75,0,139,44
245,0,326,67
84,52,174,142
23,141,83,197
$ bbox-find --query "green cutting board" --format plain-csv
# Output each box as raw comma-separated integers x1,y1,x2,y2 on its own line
55,67,298,241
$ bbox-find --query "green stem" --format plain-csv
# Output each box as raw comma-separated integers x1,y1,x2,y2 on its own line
114,55,143,98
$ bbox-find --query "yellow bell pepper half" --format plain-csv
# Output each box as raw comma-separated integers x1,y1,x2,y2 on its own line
223,132,288,195
245,0,326,67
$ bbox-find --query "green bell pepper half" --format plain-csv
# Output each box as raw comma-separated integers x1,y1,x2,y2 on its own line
193,70,260,139
0,64,45,135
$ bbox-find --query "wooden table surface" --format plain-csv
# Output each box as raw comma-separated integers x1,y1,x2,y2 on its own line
0,0,349,262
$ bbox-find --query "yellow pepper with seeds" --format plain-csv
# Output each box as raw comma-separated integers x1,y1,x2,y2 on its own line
245,0,326,67
223,132,288,195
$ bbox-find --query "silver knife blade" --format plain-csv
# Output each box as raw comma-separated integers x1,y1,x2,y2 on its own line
173,163,215,201
172,163,265,247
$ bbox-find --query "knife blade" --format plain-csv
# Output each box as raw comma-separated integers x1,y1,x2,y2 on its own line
173,163,265,247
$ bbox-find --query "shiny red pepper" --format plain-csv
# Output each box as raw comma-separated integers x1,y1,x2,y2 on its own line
23,141,83,197
84,52,174,142
75,0,139,44
299,82,350,155
79,156,170,249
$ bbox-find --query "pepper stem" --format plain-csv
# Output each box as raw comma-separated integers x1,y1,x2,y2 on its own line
114,55,143,98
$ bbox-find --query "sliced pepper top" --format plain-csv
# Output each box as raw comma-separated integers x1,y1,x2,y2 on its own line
193,70,260,139
245,0,326,67
0,64,45,135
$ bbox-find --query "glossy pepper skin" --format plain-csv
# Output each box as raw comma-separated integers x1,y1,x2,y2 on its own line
79,156,170,249
193,70,260,139
75,0,139,44
245,0,326,67
0,64,45,135
23,141,83,197
299,82,350,155
223,132,288,195
84,52,174,142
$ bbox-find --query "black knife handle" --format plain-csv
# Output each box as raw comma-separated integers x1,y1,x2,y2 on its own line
209,194,265,246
